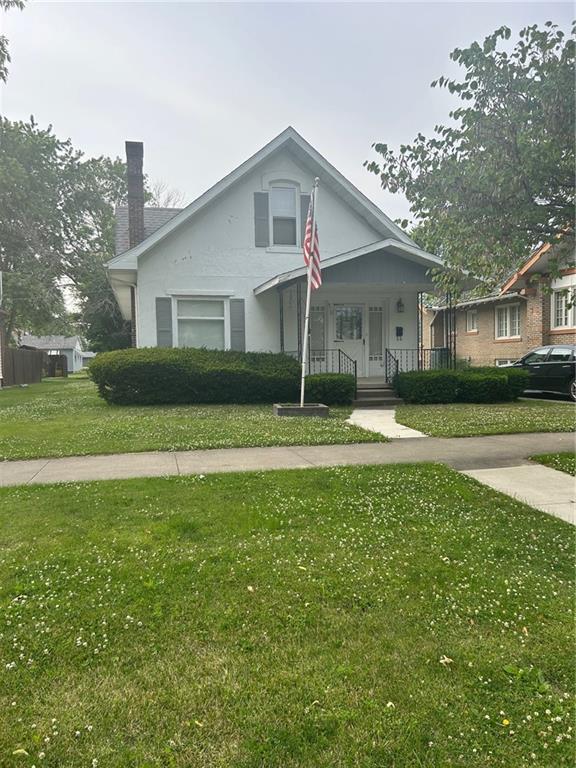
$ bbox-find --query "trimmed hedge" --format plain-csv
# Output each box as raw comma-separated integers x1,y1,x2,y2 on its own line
89,348,301,405
462,366,529,401
456,371,509,403
89,348,357,406
394,371,459,404
305,373,356,405
394,367,530,404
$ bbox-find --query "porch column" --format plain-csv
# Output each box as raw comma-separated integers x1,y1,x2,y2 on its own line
296,280,302,361
278,287,285,353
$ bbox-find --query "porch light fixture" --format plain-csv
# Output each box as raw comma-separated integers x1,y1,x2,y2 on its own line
396,298,405,313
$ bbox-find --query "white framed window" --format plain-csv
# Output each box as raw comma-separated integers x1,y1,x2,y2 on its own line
270,186,297,246
495,359,515,367
552,289,575,329
335,306,363,340
495,304,520,339
176,298,227,350
466,309,478,332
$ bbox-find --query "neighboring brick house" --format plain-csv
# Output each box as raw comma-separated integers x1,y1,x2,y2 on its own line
424,242,576,366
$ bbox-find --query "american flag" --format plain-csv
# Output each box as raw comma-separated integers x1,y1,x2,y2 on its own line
303,195,322,290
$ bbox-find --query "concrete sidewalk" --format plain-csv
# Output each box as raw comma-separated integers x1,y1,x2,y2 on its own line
1,431,573,487
464,465,575,525
347,408,426,439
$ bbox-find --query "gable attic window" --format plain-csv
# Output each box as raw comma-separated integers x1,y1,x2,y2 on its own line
270,186,297,246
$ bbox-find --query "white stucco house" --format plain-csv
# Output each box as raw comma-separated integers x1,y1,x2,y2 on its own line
107,127,447,381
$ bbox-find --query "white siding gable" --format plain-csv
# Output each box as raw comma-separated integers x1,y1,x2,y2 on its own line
136,149,383,349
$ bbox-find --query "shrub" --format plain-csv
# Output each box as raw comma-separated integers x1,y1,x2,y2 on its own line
456,371,509,403
305,373,356,405
503,367,530,399
462,366,530,401
394,370,459,404
393,366,530,404
89,347,301,405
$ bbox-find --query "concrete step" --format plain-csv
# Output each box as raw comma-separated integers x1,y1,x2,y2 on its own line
356,383,393,391
355,388,394,398
352,397,403,408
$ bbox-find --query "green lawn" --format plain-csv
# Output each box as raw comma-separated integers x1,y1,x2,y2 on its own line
0,378,380,461
531,452,576,476
0,464,573,767
396,400,575,437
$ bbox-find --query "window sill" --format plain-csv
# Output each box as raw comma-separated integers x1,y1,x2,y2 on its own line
266,246,301,254
494,336,522,342
465,330,479,335
550,327,576,334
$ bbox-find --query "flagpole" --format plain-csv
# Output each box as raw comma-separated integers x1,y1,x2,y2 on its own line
300,178,319,407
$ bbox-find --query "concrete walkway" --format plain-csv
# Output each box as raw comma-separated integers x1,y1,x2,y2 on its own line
464,464,575,525
1,431,573,487
347,407,426,439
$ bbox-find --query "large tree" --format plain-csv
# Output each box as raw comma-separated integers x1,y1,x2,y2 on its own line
366,22,575,292
0,0,25,82
0,117,131,347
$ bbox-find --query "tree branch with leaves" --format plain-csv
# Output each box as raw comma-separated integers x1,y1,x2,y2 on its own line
0,0,26,82
366,21,575,293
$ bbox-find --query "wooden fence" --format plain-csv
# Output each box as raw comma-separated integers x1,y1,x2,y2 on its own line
1,347,46,386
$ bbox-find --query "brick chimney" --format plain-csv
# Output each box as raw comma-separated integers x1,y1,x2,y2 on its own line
125,141,145,248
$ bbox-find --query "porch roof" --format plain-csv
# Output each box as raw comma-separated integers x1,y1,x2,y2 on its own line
253,239,443,295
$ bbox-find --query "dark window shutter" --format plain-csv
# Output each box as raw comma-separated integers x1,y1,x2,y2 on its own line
300,194,311,245
155,297,173,347
230,299,246,352
254,192,269,247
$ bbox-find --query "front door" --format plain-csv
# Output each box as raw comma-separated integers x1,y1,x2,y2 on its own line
334,305,365,376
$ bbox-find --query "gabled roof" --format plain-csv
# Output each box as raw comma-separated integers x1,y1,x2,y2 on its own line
107,126,417,269
500,242,552,294
114,207,182,255
500,238,575,294
254,239,443,295
20,335,83,351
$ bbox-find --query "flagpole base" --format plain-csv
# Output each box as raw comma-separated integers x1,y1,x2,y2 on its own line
273,403,330,418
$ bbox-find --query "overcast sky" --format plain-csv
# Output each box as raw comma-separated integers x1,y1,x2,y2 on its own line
1,1,573,222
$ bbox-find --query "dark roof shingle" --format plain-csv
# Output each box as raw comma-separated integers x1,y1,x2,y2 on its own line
114,206,182,255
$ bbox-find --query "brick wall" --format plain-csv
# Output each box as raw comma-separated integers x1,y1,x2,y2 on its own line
424,275,576,366
544,277,576,345
455,299,528,366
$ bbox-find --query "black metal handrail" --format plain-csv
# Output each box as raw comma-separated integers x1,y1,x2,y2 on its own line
285,349,357,386
385,349,398,382
286,347,449,384
337,349,357,385
386,347,451,376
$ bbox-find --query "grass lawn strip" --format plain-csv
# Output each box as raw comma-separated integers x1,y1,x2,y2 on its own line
530,452,576,476
0,464,573,767
0,378,381,461
396,400,575,437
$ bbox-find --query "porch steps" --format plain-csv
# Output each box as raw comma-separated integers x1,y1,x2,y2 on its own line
353,383,403,409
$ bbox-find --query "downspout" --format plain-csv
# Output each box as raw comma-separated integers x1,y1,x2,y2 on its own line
128,283,138,347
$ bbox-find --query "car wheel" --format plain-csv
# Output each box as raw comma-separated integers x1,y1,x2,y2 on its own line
570,379,576,402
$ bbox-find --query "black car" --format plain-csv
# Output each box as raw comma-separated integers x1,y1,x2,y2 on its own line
509,345,576,401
